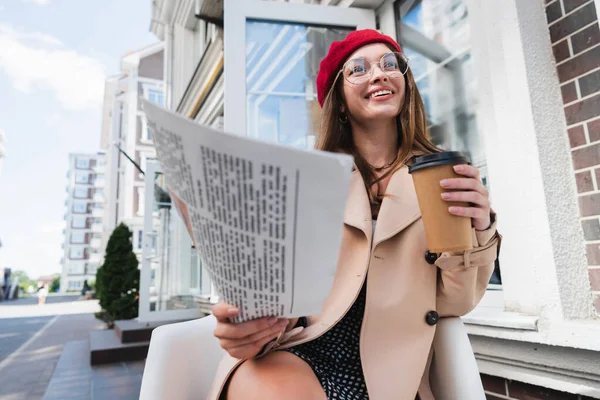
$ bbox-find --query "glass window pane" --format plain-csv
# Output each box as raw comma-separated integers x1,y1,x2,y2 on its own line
398,0,487,184
245,20,352,148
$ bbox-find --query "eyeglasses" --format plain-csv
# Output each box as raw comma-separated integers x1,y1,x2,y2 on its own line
341,52,409,85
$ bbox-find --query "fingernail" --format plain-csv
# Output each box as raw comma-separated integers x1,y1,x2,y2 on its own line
267,317,278,326
228,307,239,315
453,165,463,172
440,179,449,187
441,193,451,200
449,206,459,213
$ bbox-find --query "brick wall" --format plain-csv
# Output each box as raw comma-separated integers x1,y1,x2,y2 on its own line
482,374,596,399
545,0,600,313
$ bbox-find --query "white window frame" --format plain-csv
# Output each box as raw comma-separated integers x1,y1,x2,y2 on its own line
71,231,85,244
72,215,87,229
75,170,90,184
69,247,85,259
138,161,205,322
74,187,89,199
75,158,89,169
139,113,153,144
72,201,87,214
223,0,376,135
137,187,145,217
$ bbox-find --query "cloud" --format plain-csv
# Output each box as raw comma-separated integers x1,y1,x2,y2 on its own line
0,24,106,110
22,0,51,5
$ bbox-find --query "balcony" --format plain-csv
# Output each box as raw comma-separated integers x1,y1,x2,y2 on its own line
93,164,106,174
92,208,104,218
89,253,102,264
91,223,103,233
93,193,104,203
90,238,102,249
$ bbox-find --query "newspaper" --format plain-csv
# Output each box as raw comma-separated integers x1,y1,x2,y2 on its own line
143,100,354,322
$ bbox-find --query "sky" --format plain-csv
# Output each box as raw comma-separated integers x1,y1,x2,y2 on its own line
0,0,157,279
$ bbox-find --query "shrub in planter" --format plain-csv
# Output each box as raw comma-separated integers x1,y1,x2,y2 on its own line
96,223,140,323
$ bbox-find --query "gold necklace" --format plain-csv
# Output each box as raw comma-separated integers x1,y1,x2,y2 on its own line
368,156,397,171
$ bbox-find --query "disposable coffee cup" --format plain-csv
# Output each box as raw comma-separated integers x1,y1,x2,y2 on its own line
408,152,473,253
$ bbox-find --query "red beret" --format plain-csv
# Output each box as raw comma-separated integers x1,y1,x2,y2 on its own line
316,29,402,107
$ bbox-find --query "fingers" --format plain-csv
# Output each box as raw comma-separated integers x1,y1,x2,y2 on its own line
226,328,284,360
447,205,489,220
219,319,288,350
441,191,490,209
452,164,479,179
440,177,488,197
215,316,287,340
212,302,240,323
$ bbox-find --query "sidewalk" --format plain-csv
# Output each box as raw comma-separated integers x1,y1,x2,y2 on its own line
0,309,103,400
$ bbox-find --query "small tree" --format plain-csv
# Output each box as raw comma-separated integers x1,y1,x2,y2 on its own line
96,223,140,321
49,276,60,293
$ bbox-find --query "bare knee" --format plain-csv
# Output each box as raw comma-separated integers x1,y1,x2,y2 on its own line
225,351,325,400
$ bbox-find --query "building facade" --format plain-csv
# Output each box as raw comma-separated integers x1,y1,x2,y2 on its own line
146,0,600,397
60,152,106,293
0,129,6,178
100,43,165,261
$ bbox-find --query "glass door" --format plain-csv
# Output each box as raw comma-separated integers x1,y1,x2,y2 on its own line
224,0,377,144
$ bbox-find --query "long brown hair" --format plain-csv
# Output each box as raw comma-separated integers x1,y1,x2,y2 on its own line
316,53,440,206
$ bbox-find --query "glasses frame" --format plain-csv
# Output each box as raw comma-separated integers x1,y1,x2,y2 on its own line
340,52,410,85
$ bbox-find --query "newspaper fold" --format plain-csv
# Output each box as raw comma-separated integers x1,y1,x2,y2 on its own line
143,100,353,322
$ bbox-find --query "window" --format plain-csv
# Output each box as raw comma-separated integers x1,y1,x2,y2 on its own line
76,158,89,169
395,0,500,285
137,187,145,216
87,264,98,275
71,232,85,244
67,280,83,290
69,247,85,259
138,230,143,250
68,263,85,275
73,202,87,213
396,0,482,154
147,89,164,106
74,187,89,199
140,115,153,143
72,215,87,228
75,171,90,184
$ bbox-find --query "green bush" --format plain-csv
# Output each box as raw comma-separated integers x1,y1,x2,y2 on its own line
49,276,60,293
96,223,140,322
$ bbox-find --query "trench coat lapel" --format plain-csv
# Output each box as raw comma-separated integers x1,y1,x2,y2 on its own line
343,170,373,240
343,166,421,246
373,166,421,246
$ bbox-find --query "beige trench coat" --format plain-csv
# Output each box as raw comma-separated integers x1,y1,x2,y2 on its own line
207,165,501,400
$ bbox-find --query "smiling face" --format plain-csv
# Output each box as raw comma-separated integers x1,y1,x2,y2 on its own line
340,43,406,125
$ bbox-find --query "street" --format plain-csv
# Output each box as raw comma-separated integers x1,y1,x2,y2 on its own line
0,295,102,400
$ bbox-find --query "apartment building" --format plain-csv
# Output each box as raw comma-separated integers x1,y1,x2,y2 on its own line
100,43,165,260
0,129,6,177
60,152,106,292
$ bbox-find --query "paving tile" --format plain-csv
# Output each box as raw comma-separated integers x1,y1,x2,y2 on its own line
92,374,142,390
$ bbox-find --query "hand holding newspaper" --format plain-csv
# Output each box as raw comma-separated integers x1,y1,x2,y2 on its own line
143,100,353,323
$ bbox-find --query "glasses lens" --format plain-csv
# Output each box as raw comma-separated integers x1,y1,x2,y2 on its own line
343,58,370,84
381,52,408,76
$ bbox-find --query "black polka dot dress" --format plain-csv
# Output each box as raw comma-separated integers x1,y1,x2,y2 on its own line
283,281,369,399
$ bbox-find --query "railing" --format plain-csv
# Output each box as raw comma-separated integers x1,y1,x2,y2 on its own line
91,223,103,233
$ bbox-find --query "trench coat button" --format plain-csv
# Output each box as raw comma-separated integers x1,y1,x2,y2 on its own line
425,311,439,326
425,250,438,265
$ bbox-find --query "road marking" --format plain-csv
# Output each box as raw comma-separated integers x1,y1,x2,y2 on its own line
0,315,59,372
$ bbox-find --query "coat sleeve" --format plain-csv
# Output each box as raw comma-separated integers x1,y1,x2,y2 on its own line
435,212,502,317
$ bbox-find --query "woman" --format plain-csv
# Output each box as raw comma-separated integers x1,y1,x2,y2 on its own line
208,29,500,400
